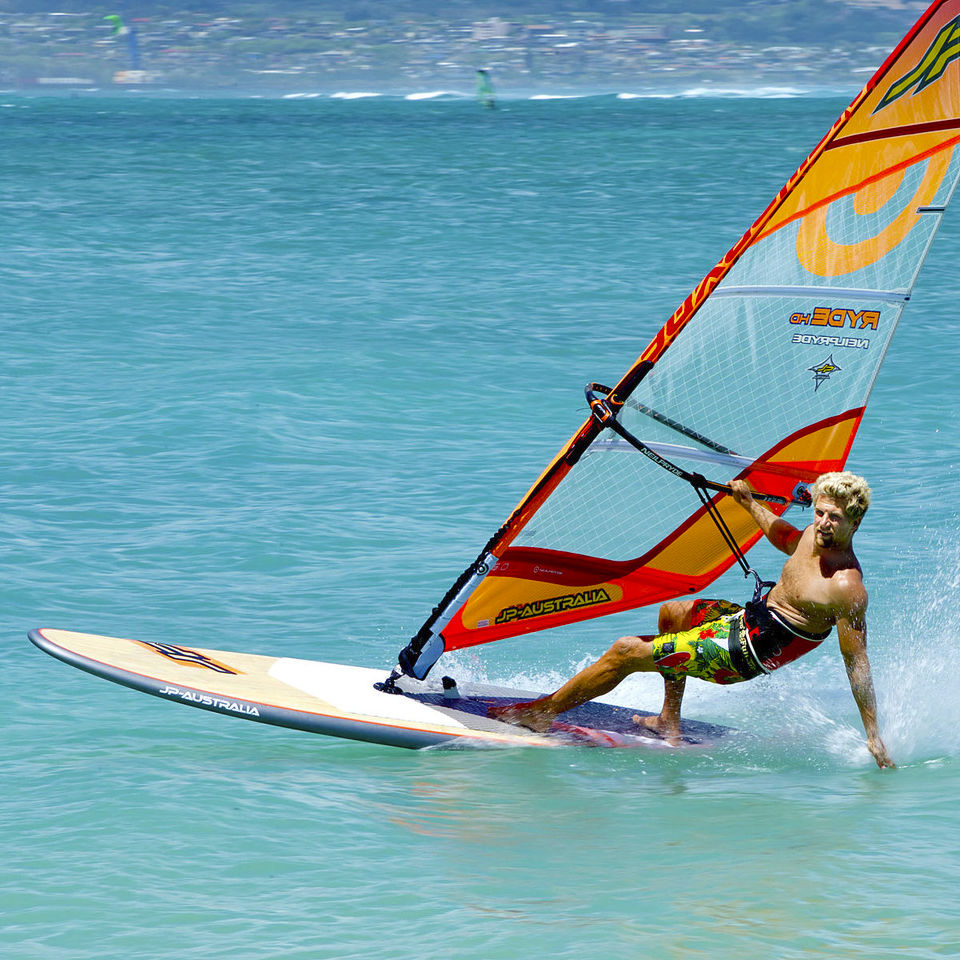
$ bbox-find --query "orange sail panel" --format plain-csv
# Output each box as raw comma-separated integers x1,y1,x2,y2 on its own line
398,1,960,678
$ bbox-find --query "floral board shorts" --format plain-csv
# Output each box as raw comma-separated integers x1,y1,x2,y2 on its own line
651,598,752,685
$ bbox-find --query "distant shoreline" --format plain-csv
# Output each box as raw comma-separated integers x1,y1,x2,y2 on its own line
1,84,863,102
0,3,917,99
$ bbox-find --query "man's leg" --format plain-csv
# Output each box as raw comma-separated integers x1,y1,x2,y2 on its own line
633,673,686,741
625,600,696,739
488,633,659,732
659,599,698,633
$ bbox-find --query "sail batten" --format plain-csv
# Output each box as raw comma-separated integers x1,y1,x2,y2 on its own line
395,0,960,681
712,286,910,301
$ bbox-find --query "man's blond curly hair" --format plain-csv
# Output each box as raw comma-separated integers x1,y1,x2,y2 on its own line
811,471,871,521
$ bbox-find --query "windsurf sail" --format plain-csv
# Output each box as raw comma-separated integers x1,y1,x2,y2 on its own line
391,0,960,682
105,13,141,71
476,69,497,109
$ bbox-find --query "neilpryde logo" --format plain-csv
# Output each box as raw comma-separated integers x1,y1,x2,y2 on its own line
874,15,960,113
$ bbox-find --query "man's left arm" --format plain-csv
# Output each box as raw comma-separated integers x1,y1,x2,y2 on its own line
837,607,895,769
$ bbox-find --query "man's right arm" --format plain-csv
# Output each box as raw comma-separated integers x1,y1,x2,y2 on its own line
729,479,802,556
836,599,895,770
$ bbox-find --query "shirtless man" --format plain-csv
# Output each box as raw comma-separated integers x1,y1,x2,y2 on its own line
490,471,894,769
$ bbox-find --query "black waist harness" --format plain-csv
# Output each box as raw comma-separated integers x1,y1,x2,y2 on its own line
728,597,831,680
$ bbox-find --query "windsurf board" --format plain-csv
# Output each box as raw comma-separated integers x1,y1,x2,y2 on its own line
28,628,731,749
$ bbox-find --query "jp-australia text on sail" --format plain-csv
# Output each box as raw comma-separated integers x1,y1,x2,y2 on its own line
381,0,960,688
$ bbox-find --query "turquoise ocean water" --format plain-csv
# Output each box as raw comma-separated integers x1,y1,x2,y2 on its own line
3,92,959,959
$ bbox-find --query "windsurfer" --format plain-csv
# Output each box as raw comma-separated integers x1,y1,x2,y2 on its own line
489,471,895,768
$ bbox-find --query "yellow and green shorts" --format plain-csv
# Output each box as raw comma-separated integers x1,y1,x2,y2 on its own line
651,598,752,685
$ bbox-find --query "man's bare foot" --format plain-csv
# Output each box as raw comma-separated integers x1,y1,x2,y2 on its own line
488,698,556,733
632,713,683,744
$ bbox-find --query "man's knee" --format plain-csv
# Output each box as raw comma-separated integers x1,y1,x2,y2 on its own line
610,636,636,660
608,635,654,671
659,600,696,634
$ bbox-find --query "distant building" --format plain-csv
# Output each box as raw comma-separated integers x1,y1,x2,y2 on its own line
473,18,511,41
610,25,669,42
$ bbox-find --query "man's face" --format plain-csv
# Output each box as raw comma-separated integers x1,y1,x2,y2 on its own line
813,495,858,550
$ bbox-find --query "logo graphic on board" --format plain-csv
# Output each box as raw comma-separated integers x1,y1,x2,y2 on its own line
808,355,842,392
874,15,960,113
136,640,240,675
